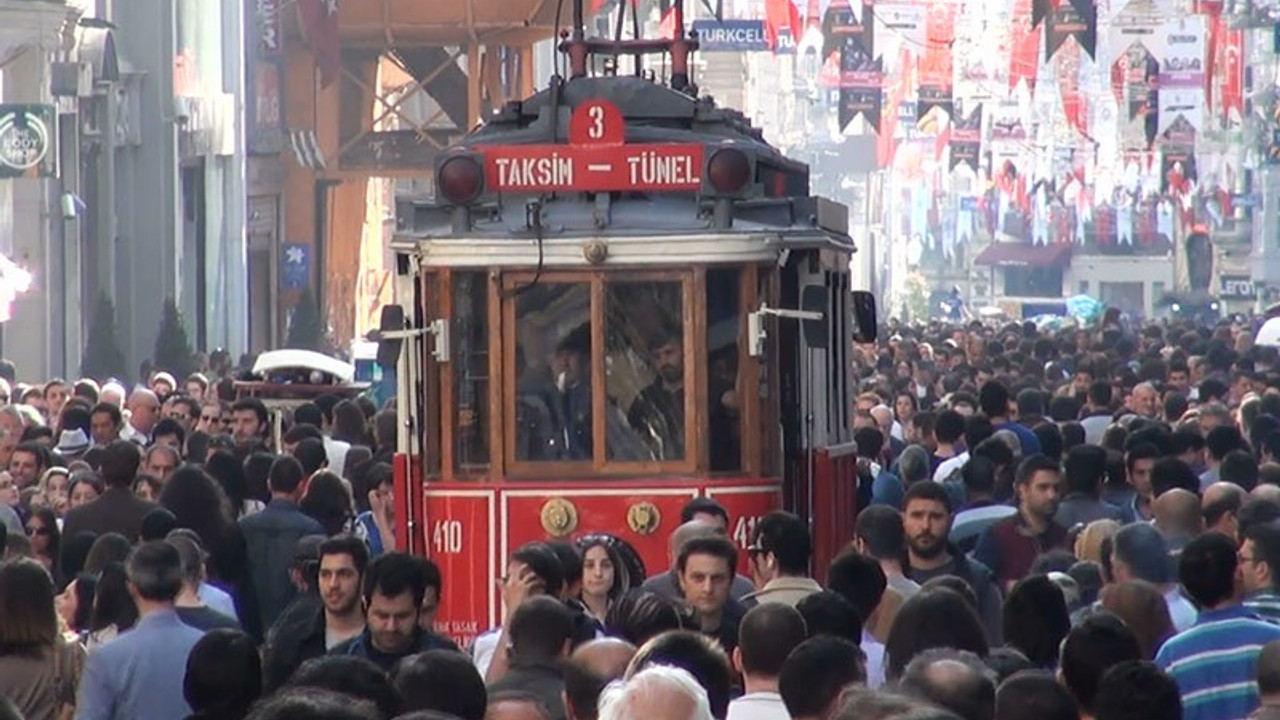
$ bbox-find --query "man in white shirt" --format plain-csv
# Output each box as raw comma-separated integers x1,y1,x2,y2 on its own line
727,604,807,720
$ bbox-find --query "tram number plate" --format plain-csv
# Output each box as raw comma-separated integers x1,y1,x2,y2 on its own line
483,143,705,194
432,519,464,554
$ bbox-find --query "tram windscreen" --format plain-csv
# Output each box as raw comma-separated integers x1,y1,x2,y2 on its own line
606,282,685,462
514,283,594,462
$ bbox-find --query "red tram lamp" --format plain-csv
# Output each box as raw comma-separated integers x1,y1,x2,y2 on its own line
436,154,485,205
704,146,754,197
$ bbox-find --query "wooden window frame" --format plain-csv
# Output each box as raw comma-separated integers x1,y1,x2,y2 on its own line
496,269,700,479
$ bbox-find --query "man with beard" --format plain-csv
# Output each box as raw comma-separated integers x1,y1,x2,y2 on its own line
332,551,459,671
262,534,370,690
901,481,1004,644
973,454,1067,591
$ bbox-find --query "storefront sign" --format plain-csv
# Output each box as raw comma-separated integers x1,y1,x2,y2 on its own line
691,19,769,52
0,105,56,179
1220,275,1257,299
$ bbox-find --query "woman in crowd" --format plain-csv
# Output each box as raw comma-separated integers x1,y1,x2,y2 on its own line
1099,580,1176,660
575,534,627,625
1002,574,1071,670
65,472,103,511
206,449,264,519
55,572,97,641
0,559,85,720
132,474,162,503
301,471,358,537
884,587,989,681
25,507,61,583
85,562,137,652
35,467,70,517
81,533,130,575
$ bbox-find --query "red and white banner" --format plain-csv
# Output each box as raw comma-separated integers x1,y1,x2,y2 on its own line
299,0,340,88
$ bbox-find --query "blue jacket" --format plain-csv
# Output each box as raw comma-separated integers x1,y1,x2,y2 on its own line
238,498,325,636
74,609,204,720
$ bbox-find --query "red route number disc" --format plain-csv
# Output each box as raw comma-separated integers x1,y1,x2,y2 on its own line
568,100,626,147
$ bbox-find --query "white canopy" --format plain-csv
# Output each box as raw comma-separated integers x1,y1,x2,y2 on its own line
252,349,356,384
1256,318,1280,348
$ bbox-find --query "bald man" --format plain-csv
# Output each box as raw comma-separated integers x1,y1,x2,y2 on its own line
122,388,159,445
565,640,637,720
487,692,553,720
1255,484,1280,506
1153,488,1203,553
1203,482,1247,540
639,520,754,601
572,638,636,681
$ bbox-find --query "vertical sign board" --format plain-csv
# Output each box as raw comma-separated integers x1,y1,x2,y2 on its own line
424,490,496,648
281,243,311,289
245,0,285,155
0,105,57,179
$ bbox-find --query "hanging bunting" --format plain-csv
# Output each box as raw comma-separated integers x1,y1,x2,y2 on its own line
949,102,982,172
1032,0,1060,28
765,0,804,52
823,0,874,60
877,45,914,167
1010,0,1041,91
1044,0,1097,61
873,2,927,75
839,56,885,132
916,0,956,120
1057,42,1090,137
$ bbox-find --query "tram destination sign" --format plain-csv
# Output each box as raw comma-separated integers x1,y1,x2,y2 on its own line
482,143,705,193
0,105,56,179
479,99,705,194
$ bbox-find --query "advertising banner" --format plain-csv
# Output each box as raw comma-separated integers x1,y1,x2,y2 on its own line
0,105,57,179
692,19,769,51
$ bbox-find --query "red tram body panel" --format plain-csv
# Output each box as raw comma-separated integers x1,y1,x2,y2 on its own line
384,15,876,647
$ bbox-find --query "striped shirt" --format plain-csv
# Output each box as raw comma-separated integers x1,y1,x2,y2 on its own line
1156,605,1280,720
1245,590,1280,625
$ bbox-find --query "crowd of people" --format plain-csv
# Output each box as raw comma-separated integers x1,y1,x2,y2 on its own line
1,310,1280,720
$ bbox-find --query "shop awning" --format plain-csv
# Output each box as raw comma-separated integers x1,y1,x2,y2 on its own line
973,242,1072,267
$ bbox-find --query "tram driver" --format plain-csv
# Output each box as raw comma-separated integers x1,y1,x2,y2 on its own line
626,331,740,469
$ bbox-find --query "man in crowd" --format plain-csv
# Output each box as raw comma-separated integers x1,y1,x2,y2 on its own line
61,440,154,544
239,455,326,635
726,604,807,720
901,481,1003,643
1110,522,1197,632
1156,532,1280,720
331,551,457,670
263,534,369,690
75,541,205,720
677,535,746,656
742,511,821,607
1242,521,1280,624
120,388,159,445
973,454,1066,590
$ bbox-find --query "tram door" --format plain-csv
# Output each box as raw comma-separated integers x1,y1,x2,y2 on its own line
777,250,858,569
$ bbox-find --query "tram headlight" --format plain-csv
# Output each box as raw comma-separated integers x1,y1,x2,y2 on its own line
707,148,752,195
437,155,484,205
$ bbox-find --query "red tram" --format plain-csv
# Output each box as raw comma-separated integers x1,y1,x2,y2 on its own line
379,1,877,647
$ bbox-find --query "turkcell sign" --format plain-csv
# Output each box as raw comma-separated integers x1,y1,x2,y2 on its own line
483,144,705,193
691,19,769,52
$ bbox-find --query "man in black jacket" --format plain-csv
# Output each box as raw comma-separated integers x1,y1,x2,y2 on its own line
331,551,458,671
487,596,575,720
263,534,369,690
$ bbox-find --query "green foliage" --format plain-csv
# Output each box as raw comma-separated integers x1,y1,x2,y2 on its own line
903,272,931,323
286,286,327,351
153,297,196,378
81,291,128,381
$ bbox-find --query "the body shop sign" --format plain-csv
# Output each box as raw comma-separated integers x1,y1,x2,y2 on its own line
0,105,56,179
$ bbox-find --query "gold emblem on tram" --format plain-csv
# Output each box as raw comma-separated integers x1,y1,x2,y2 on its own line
540,498,579,537
627,502,661,535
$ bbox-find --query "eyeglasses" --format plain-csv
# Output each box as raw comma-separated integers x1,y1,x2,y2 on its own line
200,415,219,422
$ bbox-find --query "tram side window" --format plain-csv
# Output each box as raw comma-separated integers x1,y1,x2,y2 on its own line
707,269,741,472
454,272,489,470
605,283,685,462
514,284,593,462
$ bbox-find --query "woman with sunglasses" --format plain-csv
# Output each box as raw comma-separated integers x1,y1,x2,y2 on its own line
26,507,61,585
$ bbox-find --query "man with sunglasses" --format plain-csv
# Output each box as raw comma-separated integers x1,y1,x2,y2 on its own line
742,511,821,608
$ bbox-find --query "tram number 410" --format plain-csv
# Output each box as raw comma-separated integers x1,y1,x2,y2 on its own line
432,520,464,554
732,516,761,550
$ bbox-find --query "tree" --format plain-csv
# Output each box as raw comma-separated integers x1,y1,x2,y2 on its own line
81,292,128,381
286,286,327,351
153,296,196,379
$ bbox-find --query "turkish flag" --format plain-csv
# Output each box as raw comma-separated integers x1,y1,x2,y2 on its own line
658,7,678,39
765,0,803,50
1221,28,1244,120
300,0,341,88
